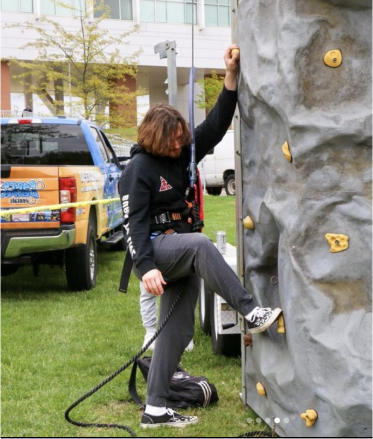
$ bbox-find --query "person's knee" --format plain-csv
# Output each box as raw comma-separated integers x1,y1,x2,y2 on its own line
188,233,212,250
178,234,215,264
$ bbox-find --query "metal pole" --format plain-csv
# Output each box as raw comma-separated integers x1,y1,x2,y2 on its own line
68,62,72,117
154,40,178,108
166,41,178,108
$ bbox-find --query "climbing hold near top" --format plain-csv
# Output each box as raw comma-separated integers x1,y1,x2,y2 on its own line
323,49,342,68
325,234,349,253
231,48,240,57
282,141,292,162
256,382,266,396
243,215,255,229
301,409,318,427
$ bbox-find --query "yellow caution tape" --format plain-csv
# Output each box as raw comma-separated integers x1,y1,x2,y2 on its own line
0,198,120,217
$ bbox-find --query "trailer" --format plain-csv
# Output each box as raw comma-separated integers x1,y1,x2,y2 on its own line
232,1,372,437
199,242,241,357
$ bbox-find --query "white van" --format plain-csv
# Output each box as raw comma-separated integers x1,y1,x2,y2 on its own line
199,130,235,196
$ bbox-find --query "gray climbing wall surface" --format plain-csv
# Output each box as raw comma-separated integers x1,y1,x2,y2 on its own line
235,1,372,437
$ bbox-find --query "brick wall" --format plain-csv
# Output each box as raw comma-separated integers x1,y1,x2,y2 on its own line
1,61,11,110
109,75,137,128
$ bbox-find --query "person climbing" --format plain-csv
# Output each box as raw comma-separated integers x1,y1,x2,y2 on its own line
118,45,282,429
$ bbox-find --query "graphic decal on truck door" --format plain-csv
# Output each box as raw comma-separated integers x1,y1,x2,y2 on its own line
0,179,45,205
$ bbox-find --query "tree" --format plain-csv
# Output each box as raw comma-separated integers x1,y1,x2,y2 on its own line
195,70,225,113
5,0,141,127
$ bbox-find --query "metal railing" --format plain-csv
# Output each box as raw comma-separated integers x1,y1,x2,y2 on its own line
1,110,21,117
1,110,35,118
106,134,133,158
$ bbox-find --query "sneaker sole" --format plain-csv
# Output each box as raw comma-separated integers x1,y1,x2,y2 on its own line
140,419,198,429
248,308,282,334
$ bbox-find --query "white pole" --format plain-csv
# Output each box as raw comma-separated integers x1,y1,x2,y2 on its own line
68,62,72,116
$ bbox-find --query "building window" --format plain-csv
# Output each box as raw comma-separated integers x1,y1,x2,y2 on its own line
40,0,86,16
205,0,230,27
1,0,33,13
140,0,196,25
94,0,133,20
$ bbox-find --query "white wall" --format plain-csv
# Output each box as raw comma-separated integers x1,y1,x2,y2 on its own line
1,12,231,70
1,1,232,121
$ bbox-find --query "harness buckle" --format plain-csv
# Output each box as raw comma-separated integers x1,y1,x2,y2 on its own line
155,212,172,224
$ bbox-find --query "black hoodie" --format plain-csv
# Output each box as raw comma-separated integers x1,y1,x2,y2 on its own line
118,86,237,277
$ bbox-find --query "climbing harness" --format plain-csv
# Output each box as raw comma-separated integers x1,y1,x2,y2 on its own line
150,211,186,224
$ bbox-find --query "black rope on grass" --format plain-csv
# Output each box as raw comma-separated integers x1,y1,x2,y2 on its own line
64,285,184,437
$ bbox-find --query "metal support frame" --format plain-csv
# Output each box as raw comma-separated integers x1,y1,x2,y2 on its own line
154,40,178,108
231,0,248,410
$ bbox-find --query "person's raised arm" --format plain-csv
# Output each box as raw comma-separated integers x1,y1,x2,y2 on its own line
224,44,240,91
194,45,240,161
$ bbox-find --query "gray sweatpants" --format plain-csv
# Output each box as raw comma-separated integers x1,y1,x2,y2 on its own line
133,232,256,407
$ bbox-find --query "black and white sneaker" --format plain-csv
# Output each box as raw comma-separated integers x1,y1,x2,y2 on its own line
140,408,198,428
246,307,282,333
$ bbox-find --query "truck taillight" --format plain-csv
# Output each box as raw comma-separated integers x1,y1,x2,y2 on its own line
8,118,43,124
59,177,77,223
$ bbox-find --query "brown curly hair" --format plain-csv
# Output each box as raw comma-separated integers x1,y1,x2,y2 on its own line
137,103,192,156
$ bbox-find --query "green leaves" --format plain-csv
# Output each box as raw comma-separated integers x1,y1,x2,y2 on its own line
6,0,141,126
196,71,225,112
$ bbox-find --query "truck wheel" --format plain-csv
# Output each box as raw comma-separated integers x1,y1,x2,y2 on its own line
1,265,19,276
206,187,222,196
225,174,235,196
65,217,97,291
199,280,213,334
210,293,241,356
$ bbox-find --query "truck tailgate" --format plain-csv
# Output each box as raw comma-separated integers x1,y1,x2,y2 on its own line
1,166,60,229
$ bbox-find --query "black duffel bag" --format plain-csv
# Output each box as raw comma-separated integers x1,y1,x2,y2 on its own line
128,356,219,409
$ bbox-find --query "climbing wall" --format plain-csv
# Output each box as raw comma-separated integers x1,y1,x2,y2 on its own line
235,1,372,437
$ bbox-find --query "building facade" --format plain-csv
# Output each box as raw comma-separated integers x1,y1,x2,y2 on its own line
1,0,233,124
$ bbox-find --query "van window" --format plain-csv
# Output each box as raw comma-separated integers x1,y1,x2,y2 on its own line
1,124,94,165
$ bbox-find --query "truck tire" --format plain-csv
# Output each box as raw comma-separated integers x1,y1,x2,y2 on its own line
199,280,213,334
210,293,241,357
65,217,97,291
1,265,19,276
206,187,222,196
224,174,235,196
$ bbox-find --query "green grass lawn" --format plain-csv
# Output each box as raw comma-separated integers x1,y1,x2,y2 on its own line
201,194,237,247
1,195,267,438
104,127,138,142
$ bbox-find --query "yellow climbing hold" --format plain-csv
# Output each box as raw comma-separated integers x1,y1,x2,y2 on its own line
243,215,255,230
231,48,240,57
325,234,349,253
256,382,266,396
277,315,286,333
323,49,342,68
301,409,318,427
282,141,292,162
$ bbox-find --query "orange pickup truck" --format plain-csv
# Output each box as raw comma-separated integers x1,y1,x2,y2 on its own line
1,116,129,291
